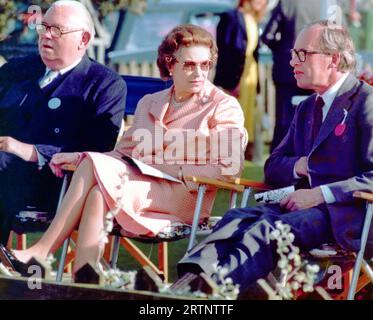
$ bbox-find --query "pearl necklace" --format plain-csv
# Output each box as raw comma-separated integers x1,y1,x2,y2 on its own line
171,92,193,108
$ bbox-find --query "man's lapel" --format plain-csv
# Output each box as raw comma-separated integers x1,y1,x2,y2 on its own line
310,74,360,153
49,55,91,94
66,55,91,79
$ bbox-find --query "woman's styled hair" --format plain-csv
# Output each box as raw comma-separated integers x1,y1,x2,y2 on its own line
157,24,218,80
305,20,356,72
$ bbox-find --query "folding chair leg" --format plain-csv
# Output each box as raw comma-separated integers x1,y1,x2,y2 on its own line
120,237,165,279
17,234,27,250
53,173,73,283
7,231,13,249
240,187,252,208
187,184,206,252
56,237,70,282
7,231,26,250
158,242,168,283
362,259,373,283
110,236,120,269
347,202,373,300
230,191,237,209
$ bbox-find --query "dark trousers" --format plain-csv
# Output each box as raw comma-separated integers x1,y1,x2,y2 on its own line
0,152,61,244
178,204,334,293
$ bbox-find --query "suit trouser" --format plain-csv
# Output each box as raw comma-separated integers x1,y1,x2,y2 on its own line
178,204,334,293
0,152,61,244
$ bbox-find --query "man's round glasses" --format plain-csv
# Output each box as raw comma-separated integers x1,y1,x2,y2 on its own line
174,58,212,72
36,23,84,38
291,49,331,62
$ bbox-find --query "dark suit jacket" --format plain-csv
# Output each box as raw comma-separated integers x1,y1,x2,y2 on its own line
214,9,259,91
0,54,126,213
264,74,373,252
0,54,126,157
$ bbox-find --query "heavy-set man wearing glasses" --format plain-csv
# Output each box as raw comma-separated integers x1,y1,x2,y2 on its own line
0,0,126,244
178,20,373,298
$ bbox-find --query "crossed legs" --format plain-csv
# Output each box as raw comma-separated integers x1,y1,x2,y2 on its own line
12,157,109,276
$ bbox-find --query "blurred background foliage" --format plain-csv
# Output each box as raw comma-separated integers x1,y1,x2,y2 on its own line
0,0,147,39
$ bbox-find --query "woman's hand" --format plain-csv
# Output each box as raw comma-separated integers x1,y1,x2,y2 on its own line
49,152,81,178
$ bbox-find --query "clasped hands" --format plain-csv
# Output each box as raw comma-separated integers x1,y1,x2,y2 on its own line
279,156,324,212
49,152,81,178
0,136,79,178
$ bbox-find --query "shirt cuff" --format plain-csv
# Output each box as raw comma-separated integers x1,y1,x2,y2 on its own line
293,165,301,179
35,147,47,169
320,185,336,204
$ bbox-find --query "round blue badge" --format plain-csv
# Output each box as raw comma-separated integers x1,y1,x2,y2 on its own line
48,97,61,110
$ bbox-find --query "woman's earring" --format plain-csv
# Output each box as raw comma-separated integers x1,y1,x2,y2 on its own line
169,71,173,76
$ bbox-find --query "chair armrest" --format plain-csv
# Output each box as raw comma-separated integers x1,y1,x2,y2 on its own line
61,164,77,172
353,191,373,202
184,176,244,193
228,177,271,191
60,167,243,192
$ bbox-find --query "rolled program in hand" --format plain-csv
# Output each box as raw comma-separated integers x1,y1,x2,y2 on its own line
254,186,295,204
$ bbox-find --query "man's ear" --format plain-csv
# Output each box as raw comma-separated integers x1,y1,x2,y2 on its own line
330,52,341,68
79,31,91,49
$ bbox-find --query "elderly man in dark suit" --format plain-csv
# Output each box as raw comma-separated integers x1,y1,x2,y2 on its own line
0,0,126,244
178,20,373,296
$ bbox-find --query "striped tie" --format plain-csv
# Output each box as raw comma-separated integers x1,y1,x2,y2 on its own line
39,70,60,88
312,96,324,143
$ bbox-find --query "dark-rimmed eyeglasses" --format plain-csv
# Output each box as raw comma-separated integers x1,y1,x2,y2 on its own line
290,49,331,62
36,23,84,38
174,58,212,72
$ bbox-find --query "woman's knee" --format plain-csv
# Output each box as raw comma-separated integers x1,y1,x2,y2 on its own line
77,157,93,172
87,185,104,202
72,157,95,183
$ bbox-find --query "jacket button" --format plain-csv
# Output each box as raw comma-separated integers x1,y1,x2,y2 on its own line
54,128,60,134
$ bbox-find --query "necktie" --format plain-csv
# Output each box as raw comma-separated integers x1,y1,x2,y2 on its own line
312,96,324,143
39,70,60,89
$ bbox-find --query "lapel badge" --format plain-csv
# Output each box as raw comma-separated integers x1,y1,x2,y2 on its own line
334,108,348,136
48,97,61,110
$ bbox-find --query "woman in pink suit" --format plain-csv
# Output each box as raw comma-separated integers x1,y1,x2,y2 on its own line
1,25,246,279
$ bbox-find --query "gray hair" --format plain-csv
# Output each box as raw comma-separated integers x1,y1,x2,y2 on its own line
304,20,356,72
48,0,96,39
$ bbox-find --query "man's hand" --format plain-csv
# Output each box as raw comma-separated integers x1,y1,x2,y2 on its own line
0,136,37,162
280,187,324,212
294,156,308,177
49,152,81,178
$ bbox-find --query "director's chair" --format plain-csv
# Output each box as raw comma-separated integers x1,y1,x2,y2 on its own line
56,169,244,283
228,177,373,300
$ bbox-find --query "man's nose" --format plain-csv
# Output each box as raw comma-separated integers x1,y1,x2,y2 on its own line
40,29,53,39
290,55,299,67
192,65,204,75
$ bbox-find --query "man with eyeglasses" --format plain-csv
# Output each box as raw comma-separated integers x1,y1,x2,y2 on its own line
178,20,373,298
0,0,126,244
